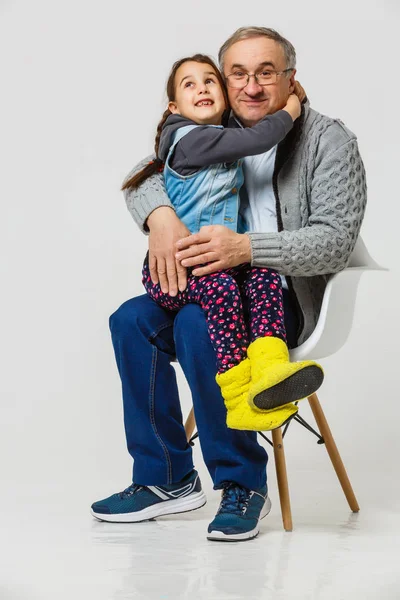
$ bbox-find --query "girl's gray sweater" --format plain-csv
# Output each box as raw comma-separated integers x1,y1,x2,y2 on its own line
123,102,367,345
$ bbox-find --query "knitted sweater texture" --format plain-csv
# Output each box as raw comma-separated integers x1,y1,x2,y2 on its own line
123,102,367,344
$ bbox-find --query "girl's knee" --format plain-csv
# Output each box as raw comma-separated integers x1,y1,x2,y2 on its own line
198,272,238,290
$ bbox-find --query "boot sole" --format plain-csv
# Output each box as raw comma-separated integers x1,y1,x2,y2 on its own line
253,365,324,410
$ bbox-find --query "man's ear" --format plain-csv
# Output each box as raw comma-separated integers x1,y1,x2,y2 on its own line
168,101,179,114
288,68,297,94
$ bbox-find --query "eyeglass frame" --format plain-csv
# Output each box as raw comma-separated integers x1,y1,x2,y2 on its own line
224,68,294,88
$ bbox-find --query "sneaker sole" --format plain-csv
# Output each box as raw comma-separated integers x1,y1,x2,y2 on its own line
91,490,207,523
207,496,272,542
253,365,324,410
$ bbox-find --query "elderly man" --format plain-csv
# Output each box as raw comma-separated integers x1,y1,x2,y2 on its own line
91,27,367,542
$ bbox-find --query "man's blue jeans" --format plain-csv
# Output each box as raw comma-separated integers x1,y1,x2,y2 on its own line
110,291,298,491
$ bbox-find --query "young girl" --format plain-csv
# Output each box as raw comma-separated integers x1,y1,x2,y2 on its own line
123,54,324,431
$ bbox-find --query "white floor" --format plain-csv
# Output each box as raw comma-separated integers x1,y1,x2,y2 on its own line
1,467,399,600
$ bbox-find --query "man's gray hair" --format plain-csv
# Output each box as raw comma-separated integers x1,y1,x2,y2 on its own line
218,26,297,73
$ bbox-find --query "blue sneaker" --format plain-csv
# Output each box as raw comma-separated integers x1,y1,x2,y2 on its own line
207,482,271,541
91,469,206,522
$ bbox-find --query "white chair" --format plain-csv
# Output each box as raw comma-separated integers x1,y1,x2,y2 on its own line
184,236,387,531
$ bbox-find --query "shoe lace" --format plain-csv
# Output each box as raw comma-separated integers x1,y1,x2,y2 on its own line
118,483,144,500
218,482,251,516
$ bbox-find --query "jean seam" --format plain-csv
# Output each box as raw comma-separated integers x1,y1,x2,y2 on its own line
149,321,174,343
149,344,173,484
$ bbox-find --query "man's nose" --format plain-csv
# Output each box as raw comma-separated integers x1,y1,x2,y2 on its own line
243,75,263,95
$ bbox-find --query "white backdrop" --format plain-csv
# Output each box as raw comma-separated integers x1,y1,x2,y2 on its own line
1,0,399,505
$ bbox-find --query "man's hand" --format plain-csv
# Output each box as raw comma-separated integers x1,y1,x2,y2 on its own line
175,225,252,276
147,207,190,296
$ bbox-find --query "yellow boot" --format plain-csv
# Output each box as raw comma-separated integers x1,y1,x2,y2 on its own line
216,359,298,431
247,337,324,411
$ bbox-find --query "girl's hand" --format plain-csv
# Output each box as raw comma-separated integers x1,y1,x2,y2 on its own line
293,81,307,103
283,94,301,121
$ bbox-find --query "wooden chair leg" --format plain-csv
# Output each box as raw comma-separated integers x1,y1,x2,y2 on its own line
184,407,196,442
308,393,360,512
272,427,293,532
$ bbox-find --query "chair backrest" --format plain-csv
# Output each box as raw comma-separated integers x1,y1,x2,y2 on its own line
289,236,387,362
347,236,383,269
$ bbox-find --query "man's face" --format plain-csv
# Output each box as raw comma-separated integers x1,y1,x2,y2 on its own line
223,37,296,127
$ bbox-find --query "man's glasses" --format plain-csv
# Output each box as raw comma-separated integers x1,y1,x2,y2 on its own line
225,68,294,89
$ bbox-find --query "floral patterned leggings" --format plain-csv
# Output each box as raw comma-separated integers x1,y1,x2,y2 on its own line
142,262,287,374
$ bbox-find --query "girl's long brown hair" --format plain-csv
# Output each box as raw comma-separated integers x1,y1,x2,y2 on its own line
121,54,230,191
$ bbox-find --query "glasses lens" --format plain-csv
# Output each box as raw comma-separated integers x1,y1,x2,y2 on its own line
226,73,247,88
226,72,279,88
256,72,276,85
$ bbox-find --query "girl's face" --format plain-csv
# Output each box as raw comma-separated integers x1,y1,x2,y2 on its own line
168,61,227,125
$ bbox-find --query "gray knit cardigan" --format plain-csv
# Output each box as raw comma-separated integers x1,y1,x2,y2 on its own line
123,102,367,345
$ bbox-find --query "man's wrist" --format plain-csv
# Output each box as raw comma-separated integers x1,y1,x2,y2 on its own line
146,206,176,231
241,233,252,264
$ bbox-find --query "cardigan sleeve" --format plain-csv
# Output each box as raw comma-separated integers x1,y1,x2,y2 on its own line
123,154,174,234
247,138,367,276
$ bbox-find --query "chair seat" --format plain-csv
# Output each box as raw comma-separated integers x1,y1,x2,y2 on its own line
184,236,387,531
